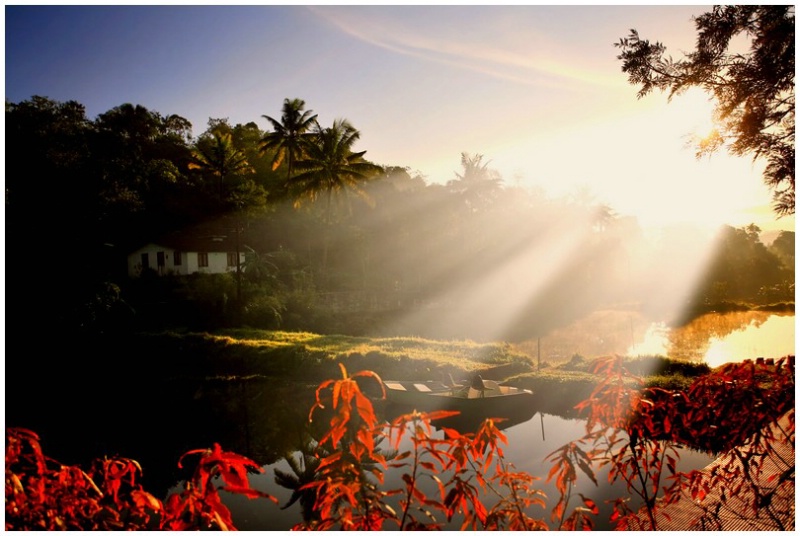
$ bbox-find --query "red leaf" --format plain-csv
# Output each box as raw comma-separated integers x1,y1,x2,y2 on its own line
131,490,162,511
580,494,599,515
552,501,565,522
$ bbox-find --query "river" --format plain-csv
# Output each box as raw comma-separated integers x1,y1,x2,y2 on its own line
215,402,715,531
519,310,795,367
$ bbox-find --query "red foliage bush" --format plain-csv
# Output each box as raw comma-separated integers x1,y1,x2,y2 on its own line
5,427,276,530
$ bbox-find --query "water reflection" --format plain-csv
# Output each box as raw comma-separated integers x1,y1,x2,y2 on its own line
381,399,539,434
5,374,322,500
638,311,795,365
518,309,794,366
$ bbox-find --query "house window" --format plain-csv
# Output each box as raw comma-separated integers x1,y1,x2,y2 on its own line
157,251,165,267
198,252,209,268
227,252,238,267
141,253,150,271
174,251,182,266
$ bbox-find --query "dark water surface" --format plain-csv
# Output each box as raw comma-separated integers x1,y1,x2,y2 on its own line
7,374,714,530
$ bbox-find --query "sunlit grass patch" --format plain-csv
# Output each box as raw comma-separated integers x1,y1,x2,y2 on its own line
216,329,322,345
213,329,532,366
168,329,534,385
643,374,697,391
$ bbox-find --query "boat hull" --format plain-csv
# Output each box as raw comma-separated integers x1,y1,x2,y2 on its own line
382,380,535,424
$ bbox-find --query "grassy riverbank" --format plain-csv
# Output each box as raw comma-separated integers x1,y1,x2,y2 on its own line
103,328,711,415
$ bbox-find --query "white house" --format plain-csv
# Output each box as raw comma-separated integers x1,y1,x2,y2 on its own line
127,233,245,278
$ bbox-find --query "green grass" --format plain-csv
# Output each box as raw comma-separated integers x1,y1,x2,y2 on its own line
217,328,530,362
127,328,712,413
142,329,536,384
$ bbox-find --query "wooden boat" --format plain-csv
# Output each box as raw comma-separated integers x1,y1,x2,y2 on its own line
382,376,535,423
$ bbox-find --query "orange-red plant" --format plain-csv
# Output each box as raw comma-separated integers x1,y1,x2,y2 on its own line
545,355,795,531
5,427,276,530
667,356,795,530
296,364,548,530
161,443,277,530
299,364,393,530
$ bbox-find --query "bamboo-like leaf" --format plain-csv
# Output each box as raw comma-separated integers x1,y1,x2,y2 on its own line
576,457,598,486
221,485,278,502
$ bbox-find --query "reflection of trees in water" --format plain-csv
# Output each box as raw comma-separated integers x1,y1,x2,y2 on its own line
273,428,398,524
176,378,318,468
666,311,779,361
5,375,322,501
515,309,792,364
274,438,328,522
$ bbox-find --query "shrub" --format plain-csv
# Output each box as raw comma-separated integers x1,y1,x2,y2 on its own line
5,428,276,530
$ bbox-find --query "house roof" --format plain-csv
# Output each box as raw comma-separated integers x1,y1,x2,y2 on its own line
156,232,239,253
130,217,248,254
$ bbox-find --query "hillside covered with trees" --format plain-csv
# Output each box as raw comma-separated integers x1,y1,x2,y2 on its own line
6,95,794,343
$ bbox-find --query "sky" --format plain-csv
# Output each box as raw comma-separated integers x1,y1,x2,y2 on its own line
4,4,795,236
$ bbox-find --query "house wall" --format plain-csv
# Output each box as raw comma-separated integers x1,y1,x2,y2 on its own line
128,244,171,278
128,243,243,278
201,252,231,275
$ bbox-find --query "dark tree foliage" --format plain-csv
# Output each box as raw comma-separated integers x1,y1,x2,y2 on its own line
6,94,792,342
6,97,103,333
5,97,195,337
188,130,255,198
289,118,383,216
93,103,196,242
690,224,793,308
768,230,795,271
616,6,795,216
447,152,503,214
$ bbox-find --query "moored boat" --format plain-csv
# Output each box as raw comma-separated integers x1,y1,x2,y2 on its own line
382,376,535,423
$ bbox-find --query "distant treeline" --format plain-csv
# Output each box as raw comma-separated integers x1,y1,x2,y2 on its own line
6,96,794,343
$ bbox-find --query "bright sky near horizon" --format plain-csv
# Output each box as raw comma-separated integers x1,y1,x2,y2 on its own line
4,4,795,236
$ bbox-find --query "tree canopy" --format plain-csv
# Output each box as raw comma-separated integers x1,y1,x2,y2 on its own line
289,118,383,219
616,5,795,216
189,130,255,198
5,94,793,339
260,98,318,182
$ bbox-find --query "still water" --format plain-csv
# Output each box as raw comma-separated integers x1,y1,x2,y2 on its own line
634,311,795,367
220,403,714,531
526,310,795,366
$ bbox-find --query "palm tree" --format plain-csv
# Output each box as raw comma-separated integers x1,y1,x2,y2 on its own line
289,119,383,277
290,118,382,219
259,98,318,181
188,131,255,197
446,152,502,213
188,131,256,306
